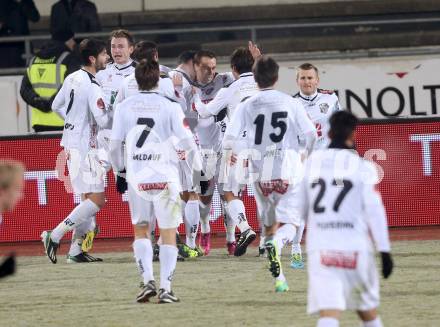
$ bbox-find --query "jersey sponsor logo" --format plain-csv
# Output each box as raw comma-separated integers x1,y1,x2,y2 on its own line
97,98,106,110
319,103,329,114
137,182,168,191
258,179,289,196
320,251,358,269
132,153,161,161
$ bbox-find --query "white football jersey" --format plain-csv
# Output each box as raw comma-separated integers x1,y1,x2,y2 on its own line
300,148,390,253
111,91,195,185
224,89,316,181
294,89,341,150
96,61,136,109
52,69,111,150
194,72,235,149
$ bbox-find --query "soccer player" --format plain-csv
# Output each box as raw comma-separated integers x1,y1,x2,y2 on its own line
190,49,235,255
114,41,191,261
168,51,204,257
76,29,135,254
96,29,135,110
290,62,341,269
0,160,24,279
223,56,317,292
192,47,259,256
299,111,393,327
41,39,112,264
109,60,203,303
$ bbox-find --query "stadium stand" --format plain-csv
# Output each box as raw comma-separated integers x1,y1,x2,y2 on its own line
19,0,440,59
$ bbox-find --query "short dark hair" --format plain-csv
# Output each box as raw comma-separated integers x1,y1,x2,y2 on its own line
177,50,196,65
110,29,134,46
135,59,159,91
194,50,216,65
297,63,319,78
79,38,107,66
329,111,358,142
133,41,158,62
253,56,279,88
230,47,254,75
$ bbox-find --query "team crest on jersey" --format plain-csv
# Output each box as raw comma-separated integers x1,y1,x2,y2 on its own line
319,103,329,114
204,87,214,95
107,74,112,82
97,98,106,110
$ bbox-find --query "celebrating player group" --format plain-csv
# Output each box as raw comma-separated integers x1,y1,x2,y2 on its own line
40,29,394,326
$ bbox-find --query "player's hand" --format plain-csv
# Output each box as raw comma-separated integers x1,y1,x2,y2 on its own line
172,74,183,89
116,170,127,194
0,254,16,279
248,41,262,59
380,252,393,279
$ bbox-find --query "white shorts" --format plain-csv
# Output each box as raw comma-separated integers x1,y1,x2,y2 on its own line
127,182,183,229
67,148,106,194
253,180,300,227
200,147,223,196
307,250,380,315
178,160,194,192
222,157,248,196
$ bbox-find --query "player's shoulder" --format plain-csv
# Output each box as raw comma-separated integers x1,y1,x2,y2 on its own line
80,69,100,87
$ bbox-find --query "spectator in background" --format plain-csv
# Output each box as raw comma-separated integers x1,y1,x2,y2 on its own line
20,28,81,132
0,159,25,279
50,0,101,35
0,0,40,68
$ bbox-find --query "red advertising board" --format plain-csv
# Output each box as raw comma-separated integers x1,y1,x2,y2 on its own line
0,119,439,242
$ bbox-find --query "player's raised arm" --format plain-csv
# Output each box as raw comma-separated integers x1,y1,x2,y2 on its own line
192,86,229,118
